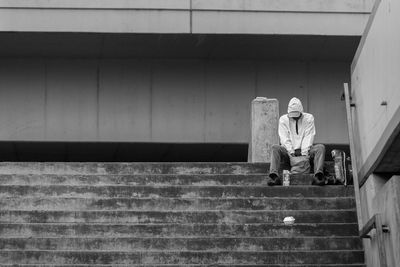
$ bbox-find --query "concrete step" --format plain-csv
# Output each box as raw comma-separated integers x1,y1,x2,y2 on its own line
0,265,367,267
0,210,357,224
0,185,356,198
0,250,365,264
0,197,356,211
0,173,336,186
0,265,366,267
0,162,269,175
0,237,363,251
0,161,361,266
0,223,359,237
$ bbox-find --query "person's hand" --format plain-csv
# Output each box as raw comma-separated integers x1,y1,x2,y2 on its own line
294,149,302,157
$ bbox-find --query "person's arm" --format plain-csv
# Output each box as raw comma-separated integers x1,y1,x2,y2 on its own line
301,115,316,156
278,117,294,155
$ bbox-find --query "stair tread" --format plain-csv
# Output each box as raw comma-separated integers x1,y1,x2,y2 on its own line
0,197,356,210
0,162,270,175
0,236,363,251
0,265,367,267
0,162,362,265
2,263,366,267
0,222,359,237
0,249,365,252
0,185,356,198
0,250,365,264
0,210,357,224
0,173,337,186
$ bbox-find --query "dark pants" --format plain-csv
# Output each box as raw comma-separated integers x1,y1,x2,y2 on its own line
269,144,325,178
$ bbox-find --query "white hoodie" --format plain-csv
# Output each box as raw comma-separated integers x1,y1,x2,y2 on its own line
278,97,315,156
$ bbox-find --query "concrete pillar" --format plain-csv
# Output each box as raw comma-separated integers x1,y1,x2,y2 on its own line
249,97,279,163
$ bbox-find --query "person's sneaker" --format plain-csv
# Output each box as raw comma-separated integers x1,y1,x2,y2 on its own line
312,173,326,186
267,176,282,186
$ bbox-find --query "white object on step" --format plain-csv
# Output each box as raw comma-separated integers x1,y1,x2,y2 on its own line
283,216,295,225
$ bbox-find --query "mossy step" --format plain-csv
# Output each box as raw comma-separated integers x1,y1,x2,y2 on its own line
0,237,363,251
0,250,365,264
0,210,357,224
0,185,356,198
0,223,359,238
0,197,356,211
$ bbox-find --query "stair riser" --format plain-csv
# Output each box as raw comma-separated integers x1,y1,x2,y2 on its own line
0,251,365,264
0,174,333,186
0,185,356,198
0,163,269,175
0,210,357,224
0,237,363,251
0,197,356,211
0,174,269,186
0,162,362,266
0,224,359,238
0,265,367,267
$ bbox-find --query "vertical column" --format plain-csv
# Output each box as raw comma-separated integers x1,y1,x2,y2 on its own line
249,97,279,163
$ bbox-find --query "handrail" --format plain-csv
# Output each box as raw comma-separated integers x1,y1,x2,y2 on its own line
343,83,363,230
360,213,389,267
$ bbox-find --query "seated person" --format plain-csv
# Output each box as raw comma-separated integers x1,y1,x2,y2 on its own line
267,97,326,186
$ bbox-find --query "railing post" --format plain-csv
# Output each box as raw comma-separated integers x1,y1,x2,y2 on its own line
248,97,279,163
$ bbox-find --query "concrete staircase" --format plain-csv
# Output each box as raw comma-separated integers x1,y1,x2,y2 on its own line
0,162,364,266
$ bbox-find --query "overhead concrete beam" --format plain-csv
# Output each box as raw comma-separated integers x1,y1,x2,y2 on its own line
0,0,190,10
192,0,373,13
192,11,369,36
0,9,190,33
0,0,372,35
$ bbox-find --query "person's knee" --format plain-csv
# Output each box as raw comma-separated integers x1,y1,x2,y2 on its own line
314,144,325,153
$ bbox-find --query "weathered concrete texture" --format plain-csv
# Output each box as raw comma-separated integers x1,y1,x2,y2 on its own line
370,176,400,267
0,250,365,264
0,223,360,238
0,210,357,224
0,169,335,186
0,236,362,251
0,197,356,211
0,162,362,265
0,162,268,175
249,97,279,163
351,0,400,176
0,59,351,144
0,265,368,267
0,185,356,198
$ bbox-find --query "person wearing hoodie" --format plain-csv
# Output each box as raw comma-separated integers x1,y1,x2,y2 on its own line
267,97,326,186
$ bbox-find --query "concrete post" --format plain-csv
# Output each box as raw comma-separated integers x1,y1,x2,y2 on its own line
249,97,279,163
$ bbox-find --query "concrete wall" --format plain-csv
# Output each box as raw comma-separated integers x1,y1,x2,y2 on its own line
0,0,373,35
351,0,400,173
359,174,400,267
0,59,350,144
350,0,400,266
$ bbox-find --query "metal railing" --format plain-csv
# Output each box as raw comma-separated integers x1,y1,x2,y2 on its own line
360,213,390,267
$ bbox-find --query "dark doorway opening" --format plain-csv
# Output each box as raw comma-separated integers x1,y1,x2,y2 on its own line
0,142,249,162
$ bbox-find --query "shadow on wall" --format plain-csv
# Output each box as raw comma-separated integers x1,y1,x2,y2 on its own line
0,142,349,162
0,142,248,162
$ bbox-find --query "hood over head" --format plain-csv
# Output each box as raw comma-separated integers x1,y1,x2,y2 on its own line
287,97,304,118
